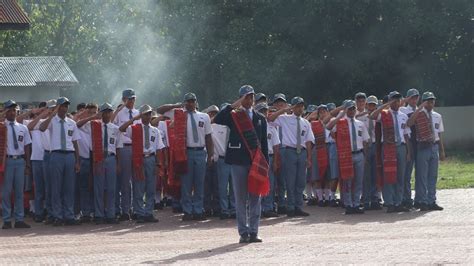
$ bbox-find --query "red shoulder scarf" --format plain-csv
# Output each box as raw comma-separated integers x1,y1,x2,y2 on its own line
415,110,435,143
172,109,187,174
335,118,354,180
375,121,384,189
91,120,104,175
132,124,145,181
311,120,328,178
231,109,270,196
381,110,397,184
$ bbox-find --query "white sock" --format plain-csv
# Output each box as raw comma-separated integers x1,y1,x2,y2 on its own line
329,191,336,200
305,184,313,197
324,189,331,200
316,189,323,201
29,200,35,214
155,193,161,203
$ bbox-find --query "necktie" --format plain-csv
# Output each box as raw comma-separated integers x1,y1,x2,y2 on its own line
10,122,18,150
393,112,402,146
350,118,358,152
188,111,199,143
368,120,374,144
296,116,302,154
128,109,133,120
60,119,67,150
144,124,150,149
103,124,108,155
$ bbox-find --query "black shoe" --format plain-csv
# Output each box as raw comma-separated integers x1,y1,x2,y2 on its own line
193,213,207,221
239,233,250,244
395,205,410,212
363,203,371,210
354,207,365,214
154,202,164,210
307,198,317,206
136,216,145,223
204,210,213,217
386,205,396,213
14,221,31,229
345,207,355,215
131,213,138,221
220,213,230,220
65,219,81,226
286,210,295,217
53,219,64,226
262,211,279,218
119,213,130,221
172,207,183,214
403,201,414,209
294,208,310,217
44,217,55,225
329,199,339,207
182,213,193,221
428,203,443,211
34,215,44,223
369,202,383,210
419,203,430,211
317,200,325,207
212,210,221,218
249,233,263,243
2,222,12,229
94,218,106,225
229,213,237,219
106,218,119,224
277,206,287,215
144,215,159,223
413,202,421,209
80,215,91,223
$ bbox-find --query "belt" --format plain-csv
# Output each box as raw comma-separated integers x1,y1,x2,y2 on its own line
187,147,204,150
80,156,90,160
123,143,132,147
352,150,363,154
104,152,116,157
283,146,305,151
269,154,273,157
6,155,24,159
219,155,225,159
144,153,155,158
52,150,74,154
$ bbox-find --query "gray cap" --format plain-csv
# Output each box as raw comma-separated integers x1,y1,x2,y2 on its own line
239,85,255,97
255,102,269,112
57,97,71,105
183,92,197,101
46,99,57,108
151,111,159,118
272,93,287,103
99,102,114,112
139,104,153,114
422,91,436,101
406,88,420,98
204,105,219,114
355,92,367,99
291,96,304,106
255,93,267,102
3,100,18,109
327,103,336,111
388,91,402,99
122,89,136,99
306,104,317,113
367,95,378,104
317,104,328,111
344,100,356,109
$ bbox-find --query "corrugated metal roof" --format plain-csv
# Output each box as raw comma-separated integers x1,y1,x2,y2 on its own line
0,0,30,30
0,56,79,87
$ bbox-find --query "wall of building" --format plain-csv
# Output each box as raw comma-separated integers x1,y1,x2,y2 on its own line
0,86,60,105
436,106,474,150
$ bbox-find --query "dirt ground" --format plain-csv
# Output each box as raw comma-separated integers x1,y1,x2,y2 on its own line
0,189,473,264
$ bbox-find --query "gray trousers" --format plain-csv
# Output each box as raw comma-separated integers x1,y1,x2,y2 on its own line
362,144,378,204
116,146,133,215
2,158,25,222
282,148,307,211
94,155,117,219
133,156,156,217
231,164,261,236
342,152,365,207
415,143,439,205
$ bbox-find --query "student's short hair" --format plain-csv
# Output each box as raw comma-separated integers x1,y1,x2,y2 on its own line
77,103,86,111
86,103,98,109
39,102,47,108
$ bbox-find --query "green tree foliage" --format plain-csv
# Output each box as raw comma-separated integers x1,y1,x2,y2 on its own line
1,0,472,107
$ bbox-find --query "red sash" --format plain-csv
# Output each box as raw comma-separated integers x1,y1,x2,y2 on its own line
415,111,435,143
375,121,384,189
311,121,328,178
0,122,6,187
167,120,181,197
381,110,397,184
91,120,104,177
335,119,354,180
172,109,187,175
132,124,145,181
231,109,269,196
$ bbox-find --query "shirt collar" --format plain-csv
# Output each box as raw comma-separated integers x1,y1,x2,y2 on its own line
4,119,17,125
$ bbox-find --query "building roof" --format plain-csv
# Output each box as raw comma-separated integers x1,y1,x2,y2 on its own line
0,0,30,30
0,56,79,87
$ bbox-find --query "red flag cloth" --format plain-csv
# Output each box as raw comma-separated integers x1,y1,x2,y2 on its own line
172,109,187,175
311,120,329,178
166,120,181,198
231,109,269,196
336,118,354,180
132,124,145,181
415,111,435,143
381,110,397,184
0,122,7,188
375,121,384,189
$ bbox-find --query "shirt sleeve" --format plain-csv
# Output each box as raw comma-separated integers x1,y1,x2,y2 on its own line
305,121,315,144
72,123,81,141
438,114,445,133
361,123,370,142
204,114,212,135
156,129,165,150
81,122,92,135
22,125,32,145
273,116,283,127
272,128,281,147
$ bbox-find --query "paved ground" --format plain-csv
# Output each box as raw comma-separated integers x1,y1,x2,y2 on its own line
1,189,473,264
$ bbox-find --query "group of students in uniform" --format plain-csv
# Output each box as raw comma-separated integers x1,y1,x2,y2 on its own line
0,86,445,244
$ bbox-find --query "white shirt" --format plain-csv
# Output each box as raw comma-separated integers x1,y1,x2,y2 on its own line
185,110,212,148
332,116,369,151
24,119,44,161
267,124,281,155
5,120,32,156
422,108,444,142
46,115,80,151
357,112,376,143
77,127,92,158
82,121,122,154
273,114,315,148
400,105,417,116
113,107,139,144
126,123,165,153
158,121,169,148
376,109,411,143
211,123,229,158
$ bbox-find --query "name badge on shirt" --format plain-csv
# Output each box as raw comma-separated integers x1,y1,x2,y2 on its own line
402,123,406,129
151,136,156,142
358,130,362,137
18,135,23,142
267,133,272,140
435,123,439,129
301,130,305,136
198,121,204,128
68,130,73,137
109,137,115,144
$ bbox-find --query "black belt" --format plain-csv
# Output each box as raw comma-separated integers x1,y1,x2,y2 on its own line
144,153,155,158
52,150,74,154
269,154,274,157
187,147,204,150
6,155,24,159
219,155,225,159
123,143,132,147
104,152,116,157
352,150,363,154
283,146,305,151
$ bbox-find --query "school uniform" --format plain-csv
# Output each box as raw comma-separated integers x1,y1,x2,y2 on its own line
400,105,417,206
358,112,379,207
77,125,93,217
2,120,32,224
261,124,280,213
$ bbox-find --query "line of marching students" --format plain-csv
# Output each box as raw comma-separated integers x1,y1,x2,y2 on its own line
0,87,445,237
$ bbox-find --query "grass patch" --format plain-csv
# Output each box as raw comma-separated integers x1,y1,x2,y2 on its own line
437,150,474,189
